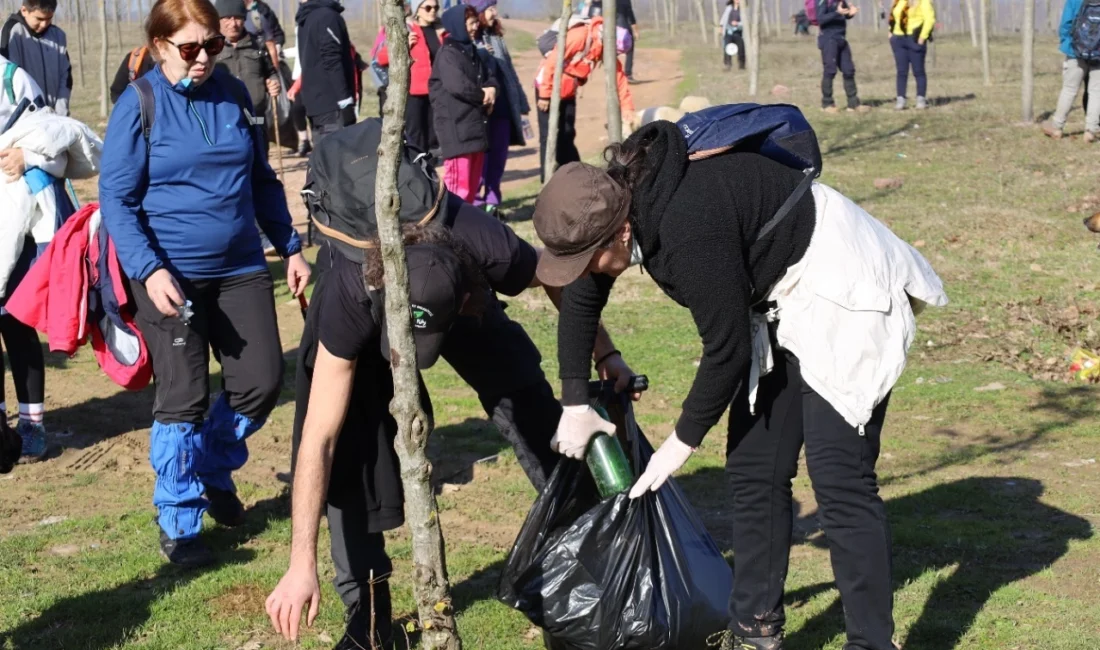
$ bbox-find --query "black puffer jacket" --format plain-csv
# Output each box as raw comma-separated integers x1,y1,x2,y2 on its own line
428,5,498,159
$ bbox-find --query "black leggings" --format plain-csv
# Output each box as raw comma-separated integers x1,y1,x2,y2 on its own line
0,314,45,405
537,98,580,183
290,96,308,132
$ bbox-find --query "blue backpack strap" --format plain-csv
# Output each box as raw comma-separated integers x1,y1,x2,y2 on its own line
130,76,156,143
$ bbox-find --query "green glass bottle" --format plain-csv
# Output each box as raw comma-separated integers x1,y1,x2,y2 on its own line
586,406,634,499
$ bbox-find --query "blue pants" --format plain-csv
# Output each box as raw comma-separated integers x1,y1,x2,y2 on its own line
132,270,284,540
819,34,859,109
890,35,928,99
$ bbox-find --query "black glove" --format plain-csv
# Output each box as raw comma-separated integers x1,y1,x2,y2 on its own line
0,419,21,474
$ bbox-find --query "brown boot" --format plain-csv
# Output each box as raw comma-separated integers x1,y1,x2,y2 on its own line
822,105,840,114
848,104,872,114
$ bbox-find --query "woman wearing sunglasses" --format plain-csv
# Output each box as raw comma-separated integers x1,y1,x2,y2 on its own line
374,0,443,155
99,0,311,567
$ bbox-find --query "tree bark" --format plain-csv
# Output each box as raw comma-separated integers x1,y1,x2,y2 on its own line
113,0,123,59
746,0,760,95
966,0,978,46
667,0,677,35
544,0,571,182
1022,0,1035,122
74,0,86,87
1046,0,1057,32
99,0,109,117
979,0,991,85
376,0,461,647
760,0,771,39
710,0,720,44
653,0,662,33
773,0,781,37
605,0,622,142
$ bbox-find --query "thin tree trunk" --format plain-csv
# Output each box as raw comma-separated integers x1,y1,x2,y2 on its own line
99,0,109,117
667,0,676,34
746,0,760,95
979,0,991,85
710,0,720,44
693,0,709,44
772,0,780,37
966,0,978,46
761,0,771,39
545,0,571,182
74,0,85,87
1046,0,1057,32
605,0,622,142
1022,0,1035,122
376,0,461,646
653,0,662,33
113,0,123,58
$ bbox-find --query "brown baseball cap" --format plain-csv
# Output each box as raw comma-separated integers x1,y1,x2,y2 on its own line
533,162,632,287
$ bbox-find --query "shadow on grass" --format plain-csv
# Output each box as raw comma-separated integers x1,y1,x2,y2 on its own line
820,121,916,157
0,493,289,650
677,466,1092,650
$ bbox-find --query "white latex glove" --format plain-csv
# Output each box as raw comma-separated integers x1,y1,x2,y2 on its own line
628,432,694,498
551,405,616,460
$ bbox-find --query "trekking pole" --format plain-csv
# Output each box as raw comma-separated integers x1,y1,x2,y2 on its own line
272,79,287,184
297,293,308,320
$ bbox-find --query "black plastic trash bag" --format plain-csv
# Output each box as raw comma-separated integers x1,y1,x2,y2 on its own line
498,389,732,650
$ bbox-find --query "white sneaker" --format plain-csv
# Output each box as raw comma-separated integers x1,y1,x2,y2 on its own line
915,96,928,110
895,96,906,110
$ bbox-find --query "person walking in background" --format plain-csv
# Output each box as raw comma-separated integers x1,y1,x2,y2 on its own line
375,0,442,155
0,0,71,116
429,4,496,202
109,45,156,104
816,0,870,113
472,0,529,219
295,0,356,145
1043,0,1100,142
889,0,934,110
215,0,281,157
720,0,745,71
243,0,285,51
99,0,310,567
616,0,638,83
535,15,634,182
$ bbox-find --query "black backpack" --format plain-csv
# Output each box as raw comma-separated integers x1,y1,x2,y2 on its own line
1073,0,1100,63
301,118,443,261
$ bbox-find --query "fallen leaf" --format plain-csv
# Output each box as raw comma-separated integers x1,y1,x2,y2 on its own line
873,177,904,190
974,382,1007,392
1030,264,1043,272
770,84,790,97
318,632,334,644
913,239,925,247
1063,458,1096,468
38,516,68,527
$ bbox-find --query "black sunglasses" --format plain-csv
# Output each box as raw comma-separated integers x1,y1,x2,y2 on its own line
165,35,226,62
421,4,439,11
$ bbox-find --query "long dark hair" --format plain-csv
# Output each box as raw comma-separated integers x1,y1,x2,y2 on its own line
603,129,658,195
478,10,504,37
362,223,491,319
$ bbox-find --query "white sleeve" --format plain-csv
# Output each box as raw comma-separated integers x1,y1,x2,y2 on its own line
719,5,732,26
13,67,44,106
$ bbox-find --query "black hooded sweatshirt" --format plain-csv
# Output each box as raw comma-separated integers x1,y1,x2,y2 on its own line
295,0,355,118
428,5,498,159
557,122,816,447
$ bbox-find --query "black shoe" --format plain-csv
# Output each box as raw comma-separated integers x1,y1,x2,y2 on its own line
335,600,393,650
708,630,785,650
297,140,313,157
159,531,214,567
205,486,246,528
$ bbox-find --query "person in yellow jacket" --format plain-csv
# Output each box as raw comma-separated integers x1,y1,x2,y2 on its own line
889,0,935,110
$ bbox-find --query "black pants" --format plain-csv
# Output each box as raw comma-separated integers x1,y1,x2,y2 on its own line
726,349,893,650
323,296,559,626
0,237,47,407
624,40,635,78
308,106,357,148
537,98,580,183
819,34,860,109
890,35,928,98
129,270,284,424
290,96,308,132
723,30,746,70
405,94,434,156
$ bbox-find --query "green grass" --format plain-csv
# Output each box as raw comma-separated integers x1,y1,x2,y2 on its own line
3,26,1100,650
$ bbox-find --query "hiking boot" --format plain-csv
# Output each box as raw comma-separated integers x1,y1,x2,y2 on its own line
915,95,928,109
707,630,785,650
205,486,246,528
297,140,313,157
822,105,840,114
1043,123,1064,139
1085,131,1098,143
895,96,906,110
847,104,872,114
627,75,638,84
17,421,47,463
159,531,214,567
334,601,393,650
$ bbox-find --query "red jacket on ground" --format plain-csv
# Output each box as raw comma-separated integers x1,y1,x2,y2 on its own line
7,203,153,391
376,22,434,96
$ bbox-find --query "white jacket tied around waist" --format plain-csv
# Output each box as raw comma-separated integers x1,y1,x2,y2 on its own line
750,183,949,430
0,109,103,296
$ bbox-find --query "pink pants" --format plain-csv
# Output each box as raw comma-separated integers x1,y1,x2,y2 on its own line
443,152,486,203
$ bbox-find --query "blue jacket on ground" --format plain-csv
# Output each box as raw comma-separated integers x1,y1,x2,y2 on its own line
1061,0,1083,58
817,0,850,37
99,65,301,282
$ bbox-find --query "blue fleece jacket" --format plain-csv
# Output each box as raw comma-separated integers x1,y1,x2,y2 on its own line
1061,0,1083,58
817,0,851,37
99,65,301,282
